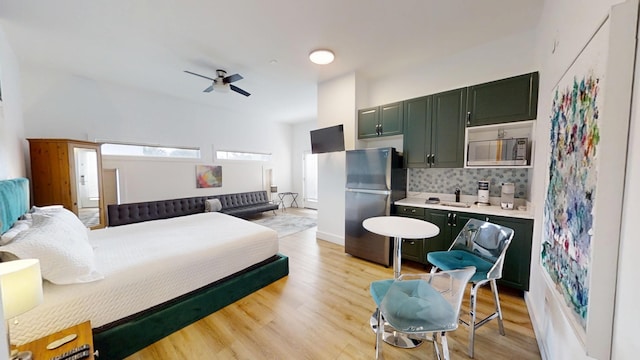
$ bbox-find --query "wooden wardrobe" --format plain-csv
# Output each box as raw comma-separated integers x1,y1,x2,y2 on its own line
28,138,106,229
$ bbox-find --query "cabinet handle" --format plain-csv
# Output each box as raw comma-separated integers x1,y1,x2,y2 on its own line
447,213,452,226
411,209,416,213
426,154,433,165
379,124,383,135
452,213,457,227
485,216,490,222
466,111,471,125
430,154,435,166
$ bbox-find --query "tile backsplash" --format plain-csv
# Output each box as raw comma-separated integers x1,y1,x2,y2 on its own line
409,168,529,198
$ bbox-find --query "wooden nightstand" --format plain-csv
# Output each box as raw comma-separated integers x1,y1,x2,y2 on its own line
15,321,95,360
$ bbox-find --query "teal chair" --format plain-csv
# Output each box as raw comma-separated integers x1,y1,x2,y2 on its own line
427,219,514,358
370,267,476,360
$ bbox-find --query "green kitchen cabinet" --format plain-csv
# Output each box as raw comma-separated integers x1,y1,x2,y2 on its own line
466,72,539,127
419,208,533,291
423,209,483,253
481,215,534,291
431,89,466,168
403,88,466,168
357,102,403,139
403,96,431,168
423,209,453,254
395,205,426,263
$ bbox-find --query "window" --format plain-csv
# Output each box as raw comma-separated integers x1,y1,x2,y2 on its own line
216,150,271,162
101,143,200,159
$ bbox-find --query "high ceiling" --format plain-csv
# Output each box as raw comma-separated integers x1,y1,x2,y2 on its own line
0,0,543,124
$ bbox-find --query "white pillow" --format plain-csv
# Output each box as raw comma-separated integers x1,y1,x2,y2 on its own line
31,205,64,213
204,198,222,212
0,213,103,285
0,219,32,246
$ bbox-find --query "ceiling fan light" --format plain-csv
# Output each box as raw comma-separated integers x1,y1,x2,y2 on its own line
309,49,335,65
213,80,230,92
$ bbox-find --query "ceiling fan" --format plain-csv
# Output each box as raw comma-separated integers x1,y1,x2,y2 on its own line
184,69,251,97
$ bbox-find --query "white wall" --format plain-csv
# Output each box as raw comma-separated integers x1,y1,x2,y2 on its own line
366,29,539,107
614,30,640,358
0,26,25,180
316,73,357,245
0,24,23,359
19,66,295,203
291,120,316,207
527,1,630,359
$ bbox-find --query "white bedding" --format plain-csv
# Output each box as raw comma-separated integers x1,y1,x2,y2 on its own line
10,212,279,345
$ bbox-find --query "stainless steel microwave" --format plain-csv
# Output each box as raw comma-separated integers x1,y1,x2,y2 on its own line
467,138,528,166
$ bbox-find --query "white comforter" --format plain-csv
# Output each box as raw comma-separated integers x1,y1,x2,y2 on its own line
11,212,279,345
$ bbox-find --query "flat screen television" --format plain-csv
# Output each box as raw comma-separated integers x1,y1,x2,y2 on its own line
310,125,345,154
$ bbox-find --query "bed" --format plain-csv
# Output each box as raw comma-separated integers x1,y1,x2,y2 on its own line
0,178,289,359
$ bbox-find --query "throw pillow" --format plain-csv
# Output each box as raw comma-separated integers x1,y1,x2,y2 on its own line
205,198,222,212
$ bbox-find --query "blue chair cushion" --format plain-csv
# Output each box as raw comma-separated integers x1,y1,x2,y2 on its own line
428,250,493,283
370,279,456,332
370,279,394,306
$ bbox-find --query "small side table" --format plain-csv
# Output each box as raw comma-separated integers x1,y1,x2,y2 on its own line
277,192,299,209
16,321,95,360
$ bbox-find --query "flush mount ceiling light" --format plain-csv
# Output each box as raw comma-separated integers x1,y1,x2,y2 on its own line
309,49,335,65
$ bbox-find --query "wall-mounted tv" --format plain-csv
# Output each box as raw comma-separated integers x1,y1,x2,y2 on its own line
310,124,345,154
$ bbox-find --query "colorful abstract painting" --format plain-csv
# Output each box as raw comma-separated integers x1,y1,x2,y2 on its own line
196,165,222,188
541,73,601,329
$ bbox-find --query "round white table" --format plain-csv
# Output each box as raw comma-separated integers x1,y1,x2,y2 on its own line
363,215,440,349
363,216,440,279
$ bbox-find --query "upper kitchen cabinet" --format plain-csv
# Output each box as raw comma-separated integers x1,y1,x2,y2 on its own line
403,88,466,168
404,96,431,167
28,138,107,229
357,102,403,139
431,88,466,167
466,72,539,127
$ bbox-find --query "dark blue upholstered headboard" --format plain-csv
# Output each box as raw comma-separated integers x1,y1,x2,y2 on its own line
0,178,30,234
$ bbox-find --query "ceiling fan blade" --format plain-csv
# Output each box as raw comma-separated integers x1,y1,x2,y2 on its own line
203,85,214,93
230,84,251,97
184,70,216,82
223,73,243,84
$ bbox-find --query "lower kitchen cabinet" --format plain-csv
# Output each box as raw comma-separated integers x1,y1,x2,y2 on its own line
395,205,426,263
482,215,533,291
395,205,533,291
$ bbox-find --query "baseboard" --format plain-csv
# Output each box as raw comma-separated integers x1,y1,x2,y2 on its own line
316,230,344,246
524,291,549,360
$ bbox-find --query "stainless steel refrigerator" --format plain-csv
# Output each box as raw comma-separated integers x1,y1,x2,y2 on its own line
345,147,406,266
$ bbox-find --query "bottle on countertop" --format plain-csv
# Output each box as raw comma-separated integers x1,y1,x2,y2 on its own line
455,188,461,202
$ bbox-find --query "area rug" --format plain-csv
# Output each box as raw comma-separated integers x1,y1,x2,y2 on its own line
251,213,317,238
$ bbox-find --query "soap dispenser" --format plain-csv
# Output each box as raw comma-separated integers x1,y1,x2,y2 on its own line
455,188,461,203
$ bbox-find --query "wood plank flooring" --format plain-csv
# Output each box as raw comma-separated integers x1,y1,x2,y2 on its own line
126,210,540,359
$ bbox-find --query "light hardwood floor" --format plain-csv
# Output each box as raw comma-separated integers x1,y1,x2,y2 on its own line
126,209,540,359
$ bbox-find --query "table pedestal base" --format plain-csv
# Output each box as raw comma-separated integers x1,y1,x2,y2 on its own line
370,309,422,348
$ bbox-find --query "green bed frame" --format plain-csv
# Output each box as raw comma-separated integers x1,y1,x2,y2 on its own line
93,254,288,359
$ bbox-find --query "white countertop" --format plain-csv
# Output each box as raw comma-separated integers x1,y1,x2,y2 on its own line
395,196,534,220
